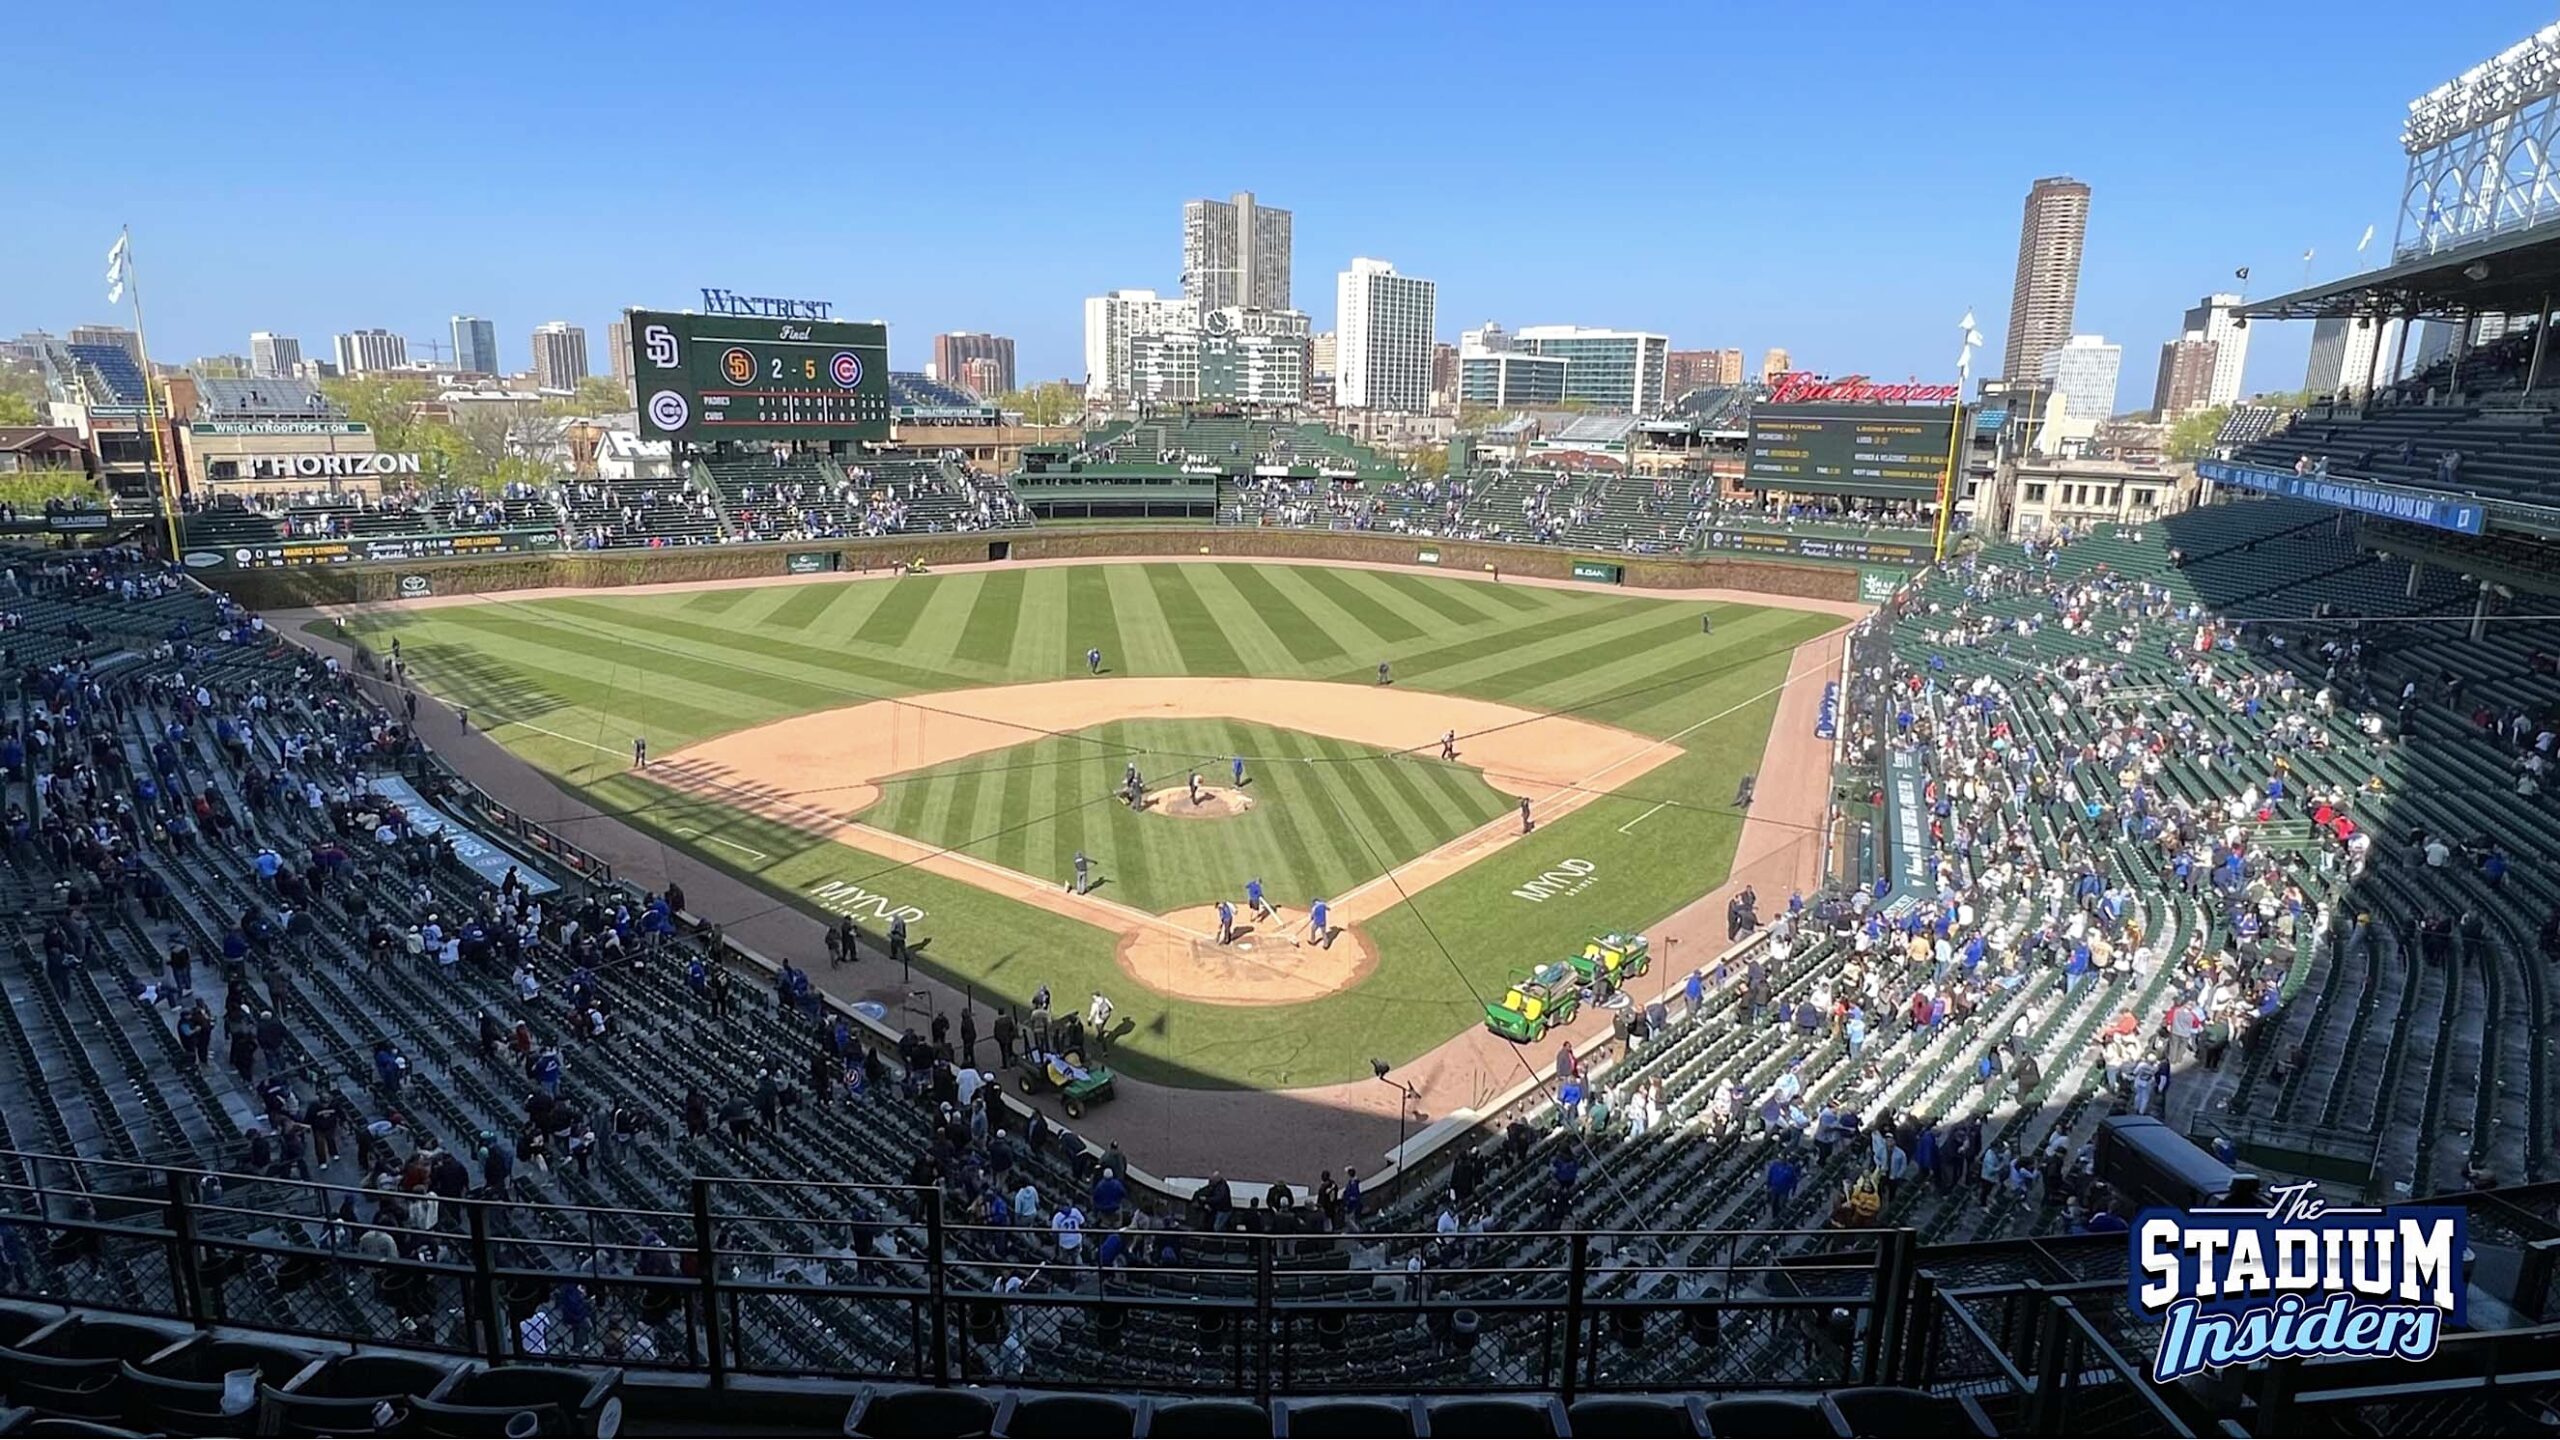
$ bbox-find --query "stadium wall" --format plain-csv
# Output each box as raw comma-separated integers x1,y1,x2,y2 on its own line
203,528,1863,607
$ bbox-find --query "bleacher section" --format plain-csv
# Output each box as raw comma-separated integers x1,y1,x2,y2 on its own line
556,477,723,548
2228,403,2560,510
63,345,148,408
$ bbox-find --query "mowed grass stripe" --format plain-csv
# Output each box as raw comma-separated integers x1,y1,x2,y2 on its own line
1213,565,1345,666
1294,565,1423,642
1372,569,1511,628
545,599,971,697
854,575,933,645
1520,606,1795,714
1470,576,1552,611
427,608,761,738
766,580,859,632
988,737,1038,874
681,588,752,615
1233,723,1335,905
954,570,1027,666
1178,567,1306,677
1143,565,1246,674
1265,728,1383,885
1354,596,1659,685
1333,741,1476,866
1309,734,1437,872
1065,567,1125,673
1465,611,1738,710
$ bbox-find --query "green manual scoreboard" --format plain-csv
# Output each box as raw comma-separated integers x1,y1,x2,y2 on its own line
627,307,890,444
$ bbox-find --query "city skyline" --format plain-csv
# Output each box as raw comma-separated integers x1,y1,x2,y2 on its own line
2,1,2545,399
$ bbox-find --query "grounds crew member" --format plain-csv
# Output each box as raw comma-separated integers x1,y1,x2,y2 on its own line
1305,897,1331,948
1440,730,1457,762
1087,647,1103,675
1246,877,1272,922
1087,992,1116,1057
1216,898,1236,945
1070,850,1091,895
1377,660,1392,685
632,735,648,768
1189,771,1204,807
1520,796,1534,833
1232,755,1246,788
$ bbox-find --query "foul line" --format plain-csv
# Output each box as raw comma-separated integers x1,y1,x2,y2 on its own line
1617,802,1670,834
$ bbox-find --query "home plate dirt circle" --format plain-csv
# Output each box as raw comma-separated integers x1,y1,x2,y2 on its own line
1142,785,1252,819
1118,905,1377,1005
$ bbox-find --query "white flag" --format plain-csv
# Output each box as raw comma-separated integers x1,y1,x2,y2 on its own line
105,231,130,305
2357,223,2376,253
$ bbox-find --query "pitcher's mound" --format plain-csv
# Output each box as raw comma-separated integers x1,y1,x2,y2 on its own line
1118,906,1375,1005
1143,785,1253,819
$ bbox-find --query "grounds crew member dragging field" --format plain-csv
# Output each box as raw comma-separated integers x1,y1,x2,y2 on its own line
1246,877,1273,923
1070,849,1091,895
1304,897,1332,949
1189,771,1204,807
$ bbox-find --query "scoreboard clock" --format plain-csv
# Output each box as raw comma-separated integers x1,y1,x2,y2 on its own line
627,307,890,444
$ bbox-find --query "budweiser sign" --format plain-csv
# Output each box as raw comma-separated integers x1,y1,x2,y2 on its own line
1766,373,1960,406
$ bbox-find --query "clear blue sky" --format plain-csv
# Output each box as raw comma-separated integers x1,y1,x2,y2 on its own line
7,0,2544,405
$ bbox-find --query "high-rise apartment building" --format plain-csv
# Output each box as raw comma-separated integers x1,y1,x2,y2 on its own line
2304,316,2402,397
332,329,408,374
2001,176,2092,385
1665,349,1720,399
530,322,588,393
606,320,631,385
1309,332,1336,379
1335,258,1436,413
450,316,499,375
2179,294,2251,408
933,333,1017,397
2038,334,2123,421
1512,326,1670,414
2152,338,2220,420
1759,348,1793,385
1182,192,1292,313
248,333,301,379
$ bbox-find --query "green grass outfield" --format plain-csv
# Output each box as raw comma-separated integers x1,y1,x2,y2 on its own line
339,562,1838,1089
868,717,1513,915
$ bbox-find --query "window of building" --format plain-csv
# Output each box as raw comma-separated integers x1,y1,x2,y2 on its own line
2024,483,2047,503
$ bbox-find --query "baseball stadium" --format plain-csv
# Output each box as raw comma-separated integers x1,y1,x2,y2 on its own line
16,16,2560,1439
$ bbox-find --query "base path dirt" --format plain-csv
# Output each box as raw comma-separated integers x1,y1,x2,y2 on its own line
1121,906,1377,1005
650,677,1679,1006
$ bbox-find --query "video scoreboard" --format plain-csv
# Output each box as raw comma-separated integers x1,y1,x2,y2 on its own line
1744,402,1956,496
627,308,890,445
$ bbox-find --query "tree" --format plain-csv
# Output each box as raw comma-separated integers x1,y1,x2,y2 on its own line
0,473,102,511
1406,446,1450,480
2166,405,2232,462
318,375,437,452
0,360,45,427
996,382,1081,427
538,376,633,417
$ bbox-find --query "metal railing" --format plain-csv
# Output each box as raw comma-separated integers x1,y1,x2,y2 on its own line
0,1146,1916,1401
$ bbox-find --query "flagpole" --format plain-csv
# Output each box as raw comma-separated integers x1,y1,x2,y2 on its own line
117,226,184,559
1932,360,1964,564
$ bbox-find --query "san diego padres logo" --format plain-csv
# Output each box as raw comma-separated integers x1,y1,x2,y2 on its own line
830,351,863,389
645,390,690,431
719,347,756,386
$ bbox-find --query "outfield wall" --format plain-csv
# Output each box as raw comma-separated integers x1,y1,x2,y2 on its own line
205,527,1862,608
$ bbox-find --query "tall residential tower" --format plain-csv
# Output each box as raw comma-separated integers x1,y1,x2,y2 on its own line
2000,176,2092,386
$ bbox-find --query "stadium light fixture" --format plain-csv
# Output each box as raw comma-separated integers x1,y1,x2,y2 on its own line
2464,261,2493,281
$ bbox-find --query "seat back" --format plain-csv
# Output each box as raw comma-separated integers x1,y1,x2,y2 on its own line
407,1394,568,1438
1274,1398,1417,1437
845,1385,1000,1438
114,1362,256,1431
1000,1392,1136,1438
1423,1397,1565,1437
1142,1398,1271,1438
1564,1397,1698,1437
257,1383,408,1438
1701,1395,1840,1437
0,1350,123,1420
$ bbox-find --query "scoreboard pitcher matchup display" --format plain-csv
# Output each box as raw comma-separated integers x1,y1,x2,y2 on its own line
1744,402,1955,497
627,307,891,444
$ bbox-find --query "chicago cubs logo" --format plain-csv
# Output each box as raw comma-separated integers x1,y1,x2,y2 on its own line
720,347,756,386
645,390,690,431
830,351,863,389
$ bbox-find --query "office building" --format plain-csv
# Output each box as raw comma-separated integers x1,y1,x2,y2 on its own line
333,329,408,374
1182,191,1292,313
1760,348,1792,384
607,320,631,384
958,356,1007,398
530,322,588,393
2304,316,2403,397
1309,331,1336,379
2000,176,2092,384
450,316,499,376
248,333,301,379
2038,334,2123,422
2152,337,2219,420
68,326,143,371
1665,348,1737,398
1335,258,1436,412
933,333,1017,397
2180,294,2250,407
1431,343,1459,408
1512,326,1670,414
1458,348,1569,408
1083,290,1198,399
